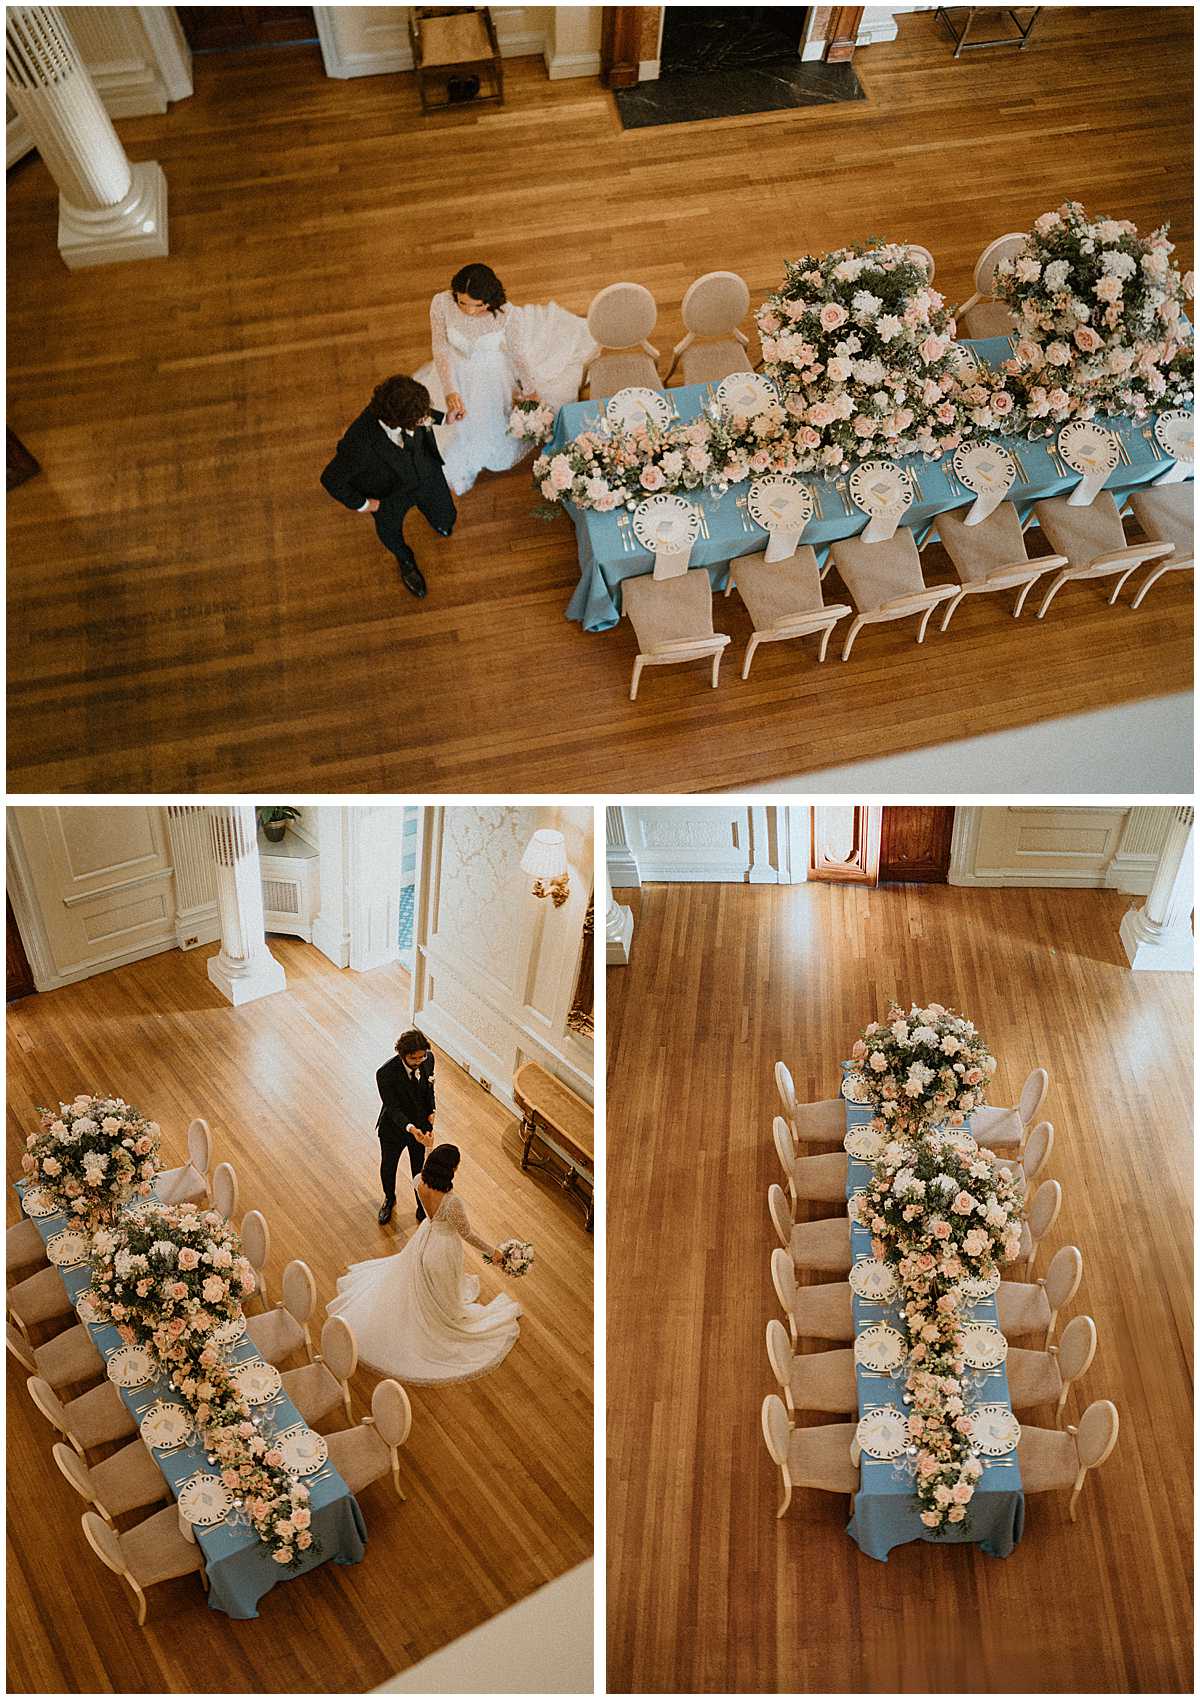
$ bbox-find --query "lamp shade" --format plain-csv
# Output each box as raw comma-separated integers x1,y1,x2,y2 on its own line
520,828,567,879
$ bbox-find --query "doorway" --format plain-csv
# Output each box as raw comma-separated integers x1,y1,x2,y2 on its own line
7,896,36,1002
176,8,318,52
807,806,955,884
878,808,956,883
397,806,420,971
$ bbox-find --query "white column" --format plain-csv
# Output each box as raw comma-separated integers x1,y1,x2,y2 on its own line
165,805,219,951
5,6,168,269
747,807,776,884
1120,806,1194,971
605,869,634,966
605,805,640,887
206,807,287,1005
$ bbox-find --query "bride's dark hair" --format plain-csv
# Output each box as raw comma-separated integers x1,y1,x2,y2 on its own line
422,1143,461,1192
450,262,506,314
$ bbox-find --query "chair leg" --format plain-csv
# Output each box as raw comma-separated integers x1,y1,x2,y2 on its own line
940,590,967,632
130,1577,148,1627
630,656,645,702
1129,562,1173,609
741,633,761,679
916,605,937,644
710,650,722,689
724,567,736,597
777,1471,792,1520
1107,563,1142,604
817,623,834,663
1037,571,1072,619
1012,578,1037,617
841,617,865,661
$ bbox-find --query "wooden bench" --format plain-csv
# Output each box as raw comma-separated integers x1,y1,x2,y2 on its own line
513,1062,593,1232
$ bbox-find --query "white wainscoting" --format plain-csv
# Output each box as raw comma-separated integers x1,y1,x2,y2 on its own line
315,5,547,79
949,807,1170,892
609,806,804,884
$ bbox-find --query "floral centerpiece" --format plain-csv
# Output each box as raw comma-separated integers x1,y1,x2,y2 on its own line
90,1203,314,1565
21,1094,160,1228
757,240,973,472
509,394,557,446
851,1001,997,1139
991,201,1195,434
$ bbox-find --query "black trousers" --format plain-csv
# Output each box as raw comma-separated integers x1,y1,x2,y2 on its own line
373,468,457,562
379,1126,428,1220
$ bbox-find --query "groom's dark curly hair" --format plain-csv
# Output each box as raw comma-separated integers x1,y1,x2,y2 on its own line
370,374,431,430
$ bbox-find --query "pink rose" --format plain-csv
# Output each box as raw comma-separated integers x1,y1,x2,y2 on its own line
1074,325,1102,353
639,465,666,492
819,303,848,331
178,1247,200,1269
931,1219,951,1240
807,401,836,427
947,1505,966,1522
169,1281,188,1300
990,390,1014,415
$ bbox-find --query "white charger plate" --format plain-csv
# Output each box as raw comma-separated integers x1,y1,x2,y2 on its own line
1154,409,1194,464
278,1424,330,1477
107,1344,156,1388
631,493,701,554
1058,420,1119,476
848,460,913,518
606,387,671,431
856,1405,908,1460
140,1399,194,1451
178,1472,232,1527
855,1323,905,1373
213,1313,247,1348
747,474,813,534
21,1187,58,1219
46,1229,90,1267
849,1258,898,1303
952,442,1016,495
960,1322,1008,1370
715,372,777,417
968,1403,1020,1456
230,1359,282,1404
844,1125,883,1161
959,1267,1001,1302
841,1072,871,1105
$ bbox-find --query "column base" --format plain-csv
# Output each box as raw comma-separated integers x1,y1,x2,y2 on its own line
1119,906,1194,972
58,161,169,269
207,948,287,1006
606,902,634,965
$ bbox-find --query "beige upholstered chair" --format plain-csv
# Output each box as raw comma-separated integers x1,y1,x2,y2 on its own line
7,1217,46,1279
325,1379,413,1502
240,1209,271,1312
624,569,730,701
771,1250,855,1347
955,233,1026,339
1006,1313,1097,1424
769,1183,852,1275
1016,1178,1062,1280
584,283,660,399
997,1244,1083,1349
246,1258,316,1367
773,1063,844,1149
8,1263,74,1340
7,1319,103,1391
80,1505,206,1625
726,546,853,677
923,501,1066,629
1016,1398,1119,1522
53,1438,171,1525
26,1373,137,1457
773,1115,847,1206
766,1318,856,1417
995,1119,1053,1189
281,1316,358,1427
1124,483,1193,607
829,529,956,659
210,1161,239,1221
153,1117,211,1206
906,243,936,281
664,271,754,385
972,1066,1048,1153
761,1393,860,1518
1031,492,1172,618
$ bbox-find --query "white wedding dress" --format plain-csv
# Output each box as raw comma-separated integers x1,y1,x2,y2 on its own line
416,290,596,496
327,1191,521,1385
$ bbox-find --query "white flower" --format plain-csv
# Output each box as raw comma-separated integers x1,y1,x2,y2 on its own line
876,314,902,343
1015,257,1042,283
891,1020,910,1044
851,289,883,322
1101,250,1137,280
911,1025,939,1047
73,1117,98,1135
1043,259,1071,292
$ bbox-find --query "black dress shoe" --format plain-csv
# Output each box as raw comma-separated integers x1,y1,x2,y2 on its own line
378,1198,395,1225
398,559,427,598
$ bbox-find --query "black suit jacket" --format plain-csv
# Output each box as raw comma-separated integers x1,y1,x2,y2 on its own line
375,1055,436,1140
321,408,446,512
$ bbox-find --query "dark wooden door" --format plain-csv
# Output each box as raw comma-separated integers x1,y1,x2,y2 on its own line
7,898,37,1002
177,8,317,51
878,807,955,883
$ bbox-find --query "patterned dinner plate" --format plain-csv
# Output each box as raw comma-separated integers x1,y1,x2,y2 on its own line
959,1267,1001,1302
606,387,671,431
960,1322,1008,1370
747,474,813,534
849,1259,899,1303
106,1344,157,1388
967,1403,1020,1456
841,1072,871,1105
952,442,1016,495
848,459,913,518
278,1424,330,1477
46,1229,90,1267
178,1472,232,1528
854,1323,906,1373
631,493,701,554
123,1198,166,1221
212,1313,247,1348
140,1399,194,1451
75,1288,104,1325
1154,409,1194,464
21,1187,58,1219
715,372,778,418
856,1405,909,1460
844,1126,883,1161
1058,420,1119,475
230,1359,282,1404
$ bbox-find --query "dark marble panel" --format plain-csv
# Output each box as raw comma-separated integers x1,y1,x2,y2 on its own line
660,5,811,73
614,59,865,131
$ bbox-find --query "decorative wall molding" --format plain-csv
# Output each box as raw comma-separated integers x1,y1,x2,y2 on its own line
605,806,640,887
949,806,1166,892
610,806,800,884
315,5,547,80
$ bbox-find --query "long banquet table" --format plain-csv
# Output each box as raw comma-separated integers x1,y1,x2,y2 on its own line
554,336,1189,632
15,1180,367,1619
839,1071,1025,1562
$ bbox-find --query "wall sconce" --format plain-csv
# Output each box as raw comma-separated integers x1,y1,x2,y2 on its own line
521,828,570,907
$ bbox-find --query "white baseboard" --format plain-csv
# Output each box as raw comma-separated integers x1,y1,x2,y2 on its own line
175,910,220,951
325,31,545,79
952,867,1145,890
605,848,641,887
626,858,753,883
638,57,660,80
32,935,179,994
545,49,601,79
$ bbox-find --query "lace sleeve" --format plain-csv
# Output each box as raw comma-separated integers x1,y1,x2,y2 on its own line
502,306,536,394
444,1193,495,1258
430,292,456,396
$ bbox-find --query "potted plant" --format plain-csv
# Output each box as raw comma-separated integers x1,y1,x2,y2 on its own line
257,805,301,844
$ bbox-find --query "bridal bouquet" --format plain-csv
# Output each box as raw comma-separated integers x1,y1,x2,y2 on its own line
991,201,1195,434
21,1094,160,1228
488,1238,535,1277
851,1001,997,1139
757,240,970,471
509,394,556,445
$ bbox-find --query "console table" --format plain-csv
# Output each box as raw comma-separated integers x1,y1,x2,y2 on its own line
513,1062,594,1232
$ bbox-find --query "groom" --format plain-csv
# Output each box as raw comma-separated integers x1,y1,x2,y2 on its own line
375,1028,437,1226
321,374,456,598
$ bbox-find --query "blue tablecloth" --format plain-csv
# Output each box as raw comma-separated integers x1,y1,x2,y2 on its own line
16,1181,367,1618
554,338,1187,631
839,1082,1024,1563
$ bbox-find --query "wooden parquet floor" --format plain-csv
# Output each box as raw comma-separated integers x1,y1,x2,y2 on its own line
6,939,592,1693
606,881,1192,1692
6,6,1193,792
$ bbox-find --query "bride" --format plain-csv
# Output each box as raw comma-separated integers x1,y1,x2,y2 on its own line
327,1142,521,1384
416,261,595,497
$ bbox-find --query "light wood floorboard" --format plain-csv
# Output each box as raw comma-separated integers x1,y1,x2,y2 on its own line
6,939,592,1693
5,6,1193,793
606,881,1191,1692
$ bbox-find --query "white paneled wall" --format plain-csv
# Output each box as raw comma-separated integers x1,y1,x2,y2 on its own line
949,807,1171,891
608,806,804,884
315,5,549,78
